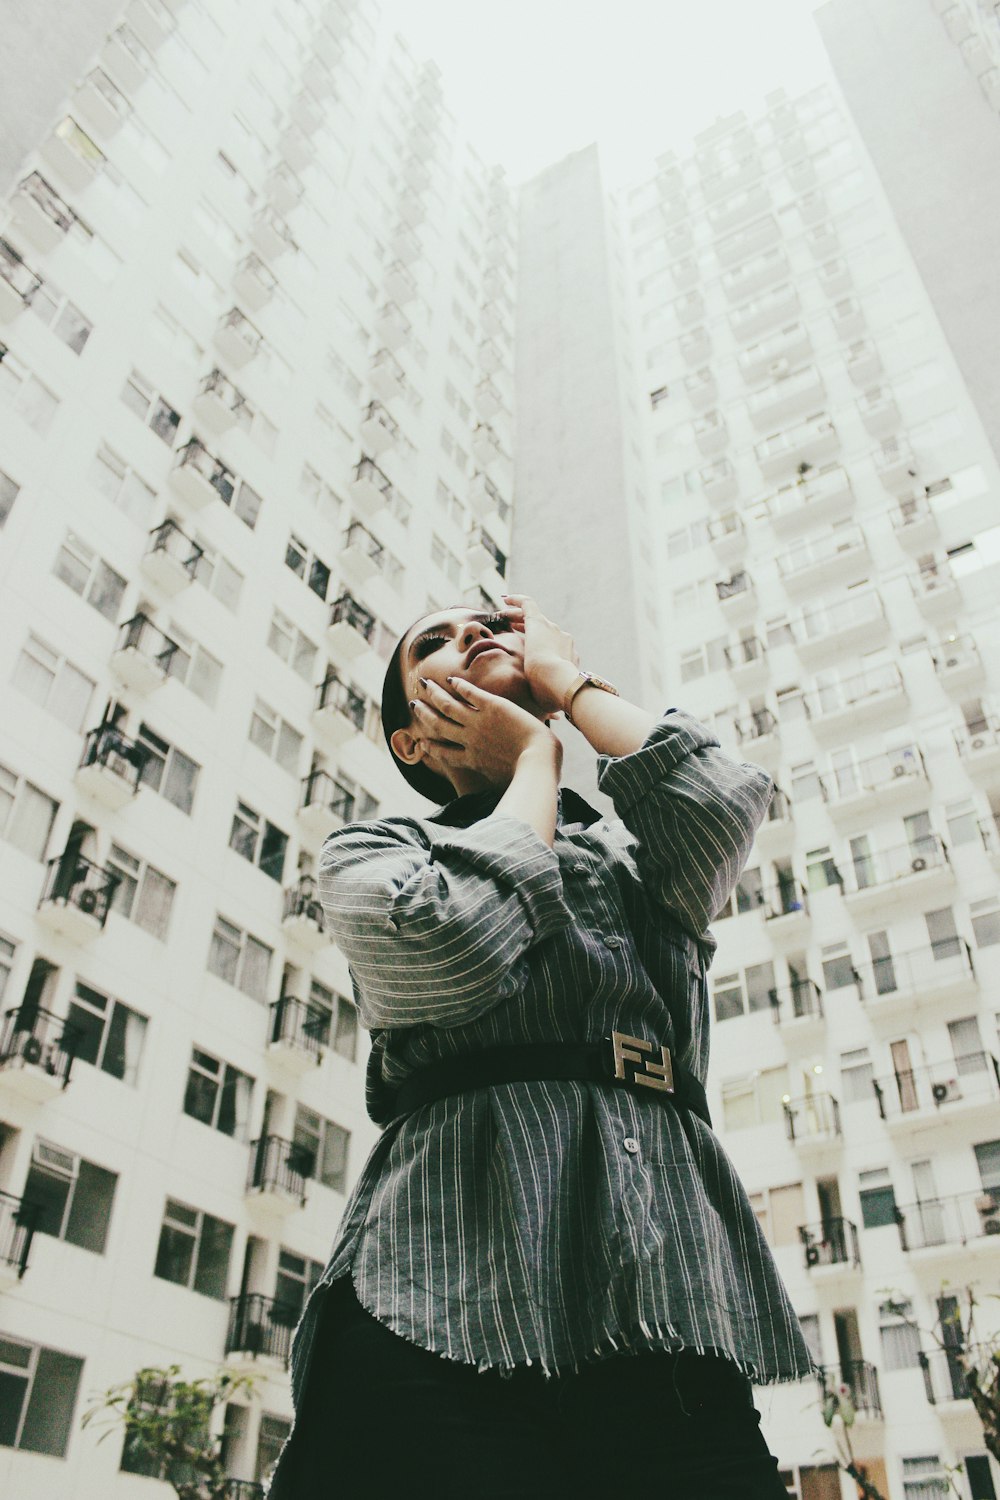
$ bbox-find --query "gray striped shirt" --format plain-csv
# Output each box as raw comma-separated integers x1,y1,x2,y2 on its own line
268,710,813,1493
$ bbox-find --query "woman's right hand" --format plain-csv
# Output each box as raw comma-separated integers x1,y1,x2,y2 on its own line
410,675,562,786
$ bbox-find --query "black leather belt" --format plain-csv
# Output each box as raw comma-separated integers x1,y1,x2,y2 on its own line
391,1032,712,1129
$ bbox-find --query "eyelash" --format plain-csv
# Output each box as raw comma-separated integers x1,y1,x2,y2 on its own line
413,615,514,660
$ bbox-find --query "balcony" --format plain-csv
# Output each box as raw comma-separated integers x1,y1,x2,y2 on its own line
842,836,953,912
41,117,107,192
708,512,746,565
299,769,355,839
919,1347,983,1410
873,436,918,492
397,189,426,233
979,813,1000,874
37,853,120,942
289,89,323,136
738,322,812,384
679,326,711,365
955,714,1000,776
729,283,800,343
765,464,854,535
246,1135,312,1214
468,526,506,588
127,0,175,50
823,744,929,826
714,214,781,269
303,57,336,101
796,590,888,666
830,297,865,341
786,157,817,193
673,290,704,326
775,524,868,595
193,369,250,434
475,378,506,422
872,1053,1000,1130
671,255,699,290
226,1293,297,1371
910,559,960,618
389,225,422,265
720,246,789,304
385,260,417,305
268,992,329,1070
799,1217,861,1276
754,414,839,481
683,368,717,410
0,1192,37,1289
340,520,384,590
72,68,131,139
725,636,768,692
265,164,303,216
326,593,376,668
896,1191,1000,1256
214,307,263,369
111,613,180,694
375,302,410,352
0,239,43,323
804,664,908,740
312,673,367,751
233,253,277,312
891,494,939,552
248,205,298,264
708,186,773,239
783,1092,842,1155
932,634,984,693
693,410,728,457
805,222,840,261
769,978,824,1043
699,457,738,506
470,471,509,527
170,438,235,512
761,880,809,943
9,173,79,254
715,570,756,624
856,941,978,1027
857,386,901,437
278,124,315,173
75,724,149,810
699,153,761,203
472,423,507,470
844,339,882,387
798,192,828,230
816,1361,882,1422
942,3,973,41
747,366,826,430
734,708,781,769
101,24,154,93
280,878,326,954
0,1006,78,1100
369,347,405,405
359,401,398,458
754,788,794,858
478,338,504,377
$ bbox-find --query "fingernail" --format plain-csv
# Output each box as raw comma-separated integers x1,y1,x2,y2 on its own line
418,677,428,687
445,676,453,683
408,700,417,709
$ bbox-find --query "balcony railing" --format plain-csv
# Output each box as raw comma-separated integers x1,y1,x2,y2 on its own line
775,524,866,582
896,1190,1000,1252
845,835,950,895
799,591,886,649
955,715,1000,760
816,1360,882,1420
0,238,43,306
223,1482,266,1500
269,993,329,1058
919,1347,980,1406
173,438,236,504
315,673,367,731
115,612,181,673
0,1191,38,1280
803,664,904,724
14,172,78,236
39,852,120,928
872,1052,1000,1120
197,368,250,420
799,1216,860,1271
247,1135,312,1202
79,723,149,789
0,1005,79,1089
301,769,355,823
226,1293,298,1367
762,880,808,921
329,593,375,643
146,518,203,577
822,744,925,805
716,570,752,603
769,978,823,1027
735,707,778,745
470,526,507,575
783,1092,841,1144
725,637,766,672
765,464,853,529
855,940,976,1009
343,521,384,568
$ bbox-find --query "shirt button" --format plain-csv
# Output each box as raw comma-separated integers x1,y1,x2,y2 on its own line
603,934,623,950
623,1137,640,1155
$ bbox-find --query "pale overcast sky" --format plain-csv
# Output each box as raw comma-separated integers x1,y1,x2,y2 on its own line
382,0,834,187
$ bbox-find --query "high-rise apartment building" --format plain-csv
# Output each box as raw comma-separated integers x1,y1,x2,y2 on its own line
0,1,515,1493
3,2,1000,1498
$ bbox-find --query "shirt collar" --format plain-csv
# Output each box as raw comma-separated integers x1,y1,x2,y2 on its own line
428,785,601,831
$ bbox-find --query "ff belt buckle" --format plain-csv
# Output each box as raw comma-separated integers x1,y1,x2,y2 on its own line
608,1030,675,1094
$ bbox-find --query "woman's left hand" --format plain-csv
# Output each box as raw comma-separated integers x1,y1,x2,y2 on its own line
501,593,580,716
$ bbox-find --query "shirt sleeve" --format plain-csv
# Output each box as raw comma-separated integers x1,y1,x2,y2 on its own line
317,814,574,1029
596,709,773,943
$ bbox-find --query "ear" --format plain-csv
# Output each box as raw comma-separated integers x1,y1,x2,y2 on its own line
390,726,425,766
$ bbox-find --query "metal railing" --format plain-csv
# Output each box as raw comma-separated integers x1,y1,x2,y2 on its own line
918,1346,988,1406
281,877,324,928
225,1293,298,1367
217,306,264,352
198,367,249,417
798,1217,860,1271
803,664,903,722
78,723,149,789
845,835,949,894
223,1483,266,1500
329,593,375,642
895,1190,1000,1252
0,237,43,304
354,455,393,499
39,852,120,928
716,570,752,602
268,994,329,1058
0,1191,38,1279
799,590,885,646
762,880,809,920
115,613,181,673
15,172,77,233
783,1092,841,1144
343,521,384,567
146,518,203,577
816,1360,882,1419
735,707,778,744
822,744,925,803
173,438,236,504
301,770,355,823
362,399,400,438
769,978,822,1026
854,940,975,1006
247,1136,312,1202
472,526,506,574
0,1006,79,1089
315,674,367,730
872,1052,1000,1120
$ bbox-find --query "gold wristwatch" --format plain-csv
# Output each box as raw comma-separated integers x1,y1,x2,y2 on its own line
563,670,620,725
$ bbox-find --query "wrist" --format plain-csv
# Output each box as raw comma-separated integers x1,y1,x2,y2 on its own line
531,659,580,714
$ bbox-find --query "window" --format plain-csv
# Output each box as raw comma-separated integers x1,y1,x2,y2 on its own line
840,1047,874,1105
153,1198,233,1300
300,464,342,526
267,610,317,682
308,980,358,1063
0,350,59,435
192,542,243,612
22,1139,117,1254
207,916,272,1002
248,700,303,775
971,898,1000,949
292,1106,349,1193
162,624,222,707
0,468,18,529
944,798,978,848
183,1049,253,1139
67,982,147,1086
901,1455,949,1499
0,761,58,861
974,1140,1000,1197
106,843,176,941
751,1181,805,1247
720,1065,789,1130
135,724,199,815
150,304,203,363
820,943,857,991
0,1334,84,1456
229,801,288,882
806,846,841,892
52,533,126,621
285,534,331,600
878,1299,921,1371
0,934,14,1003
120,370,180,445
11,634,94,731
274,1248,324,1321
26,282,92,354
90,445,156,525
431,533,462,586
858,1166,898,1229
712,962,774,1021
791,761,823,802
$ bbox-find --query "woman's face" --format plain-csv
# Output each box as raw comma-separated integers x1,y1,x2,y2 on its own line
398,607,530,707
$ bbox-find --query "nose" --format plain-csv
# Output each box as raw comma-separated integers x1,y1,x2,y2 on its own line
459,621,493,649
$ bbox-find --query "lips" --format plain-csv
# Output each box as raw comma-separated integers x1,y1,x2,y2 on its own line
466,640,509,666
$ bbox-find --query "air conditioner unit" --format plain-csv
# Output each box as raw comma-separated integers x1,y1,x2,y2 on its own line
77,888,99,915
805,1244,821,1267
910,856,928,873
931,1078,961,1105
975,1195,1000,1234
970,736,987,750
32,1139,77,1178
19,1033,44,1066
769,358,791,378
891,762,910,779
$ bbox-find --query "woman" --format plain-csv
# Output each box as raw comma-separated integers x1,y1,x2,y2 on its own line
266,594,813,1499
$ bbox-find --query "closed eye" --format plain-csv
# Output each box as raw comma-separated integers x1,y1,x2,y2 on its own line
413,633,447,659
